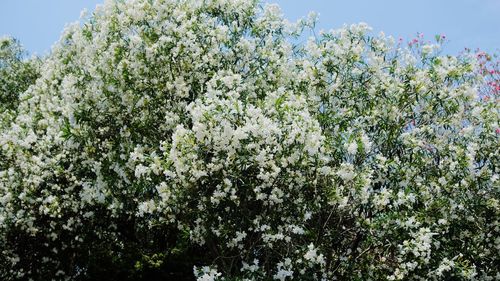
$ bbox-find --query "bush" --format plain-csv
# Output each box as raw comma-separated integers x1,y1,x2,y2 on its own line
0,0,498,280
0,36,40,129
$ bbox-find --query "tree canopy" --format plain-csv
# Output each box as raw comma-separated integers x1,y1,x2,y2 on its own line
0,1,498,280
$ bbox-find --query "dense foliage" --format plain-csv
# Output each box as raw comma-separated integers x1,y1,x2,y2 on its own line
0,0,498,280
0,37,40,129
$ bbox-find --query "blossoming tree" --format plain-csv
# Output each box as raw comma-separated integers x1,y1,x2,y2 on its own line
0,0,498,280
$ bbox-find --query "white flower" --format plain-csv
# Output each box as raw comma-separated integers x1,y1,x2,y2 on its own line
337,163,356,181
304,243,326,266
346,142,357,155
194,266,222,281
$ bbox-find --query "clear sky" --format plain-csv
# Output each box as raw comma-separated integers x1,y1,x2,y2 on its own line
0,0,498,56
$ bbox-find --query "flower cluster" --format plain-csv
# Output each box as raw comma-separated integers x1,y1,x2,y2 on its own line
0,37,40,130
476,50,500,97
0,0,498,280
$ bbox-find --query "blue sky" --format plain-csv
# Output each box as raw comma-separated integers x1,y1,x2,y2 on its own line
1,0,498,56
